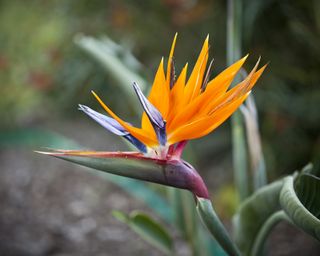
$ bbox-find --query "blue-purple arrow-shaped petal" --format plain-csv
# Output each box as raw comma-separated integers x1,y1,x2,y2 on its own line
78,104,147,153
132,82,167,146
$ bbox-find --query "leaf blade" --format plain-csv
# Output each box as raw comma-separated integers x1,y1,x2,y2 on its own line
113,210,174,255
280,175,320,240
233,179,283,255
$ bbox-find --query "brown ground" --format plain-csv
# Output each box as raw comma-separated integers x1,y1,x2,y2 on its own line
0,119,319,255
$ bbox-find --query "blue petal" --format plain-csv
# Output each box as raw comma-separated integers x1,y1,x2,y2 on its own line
78,104,147,153
123,135,147,153
132,82,167,145
79,104,128,136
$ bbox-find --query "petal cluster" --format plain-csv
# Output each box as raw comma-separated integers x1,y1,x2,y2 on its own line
81,34,266,156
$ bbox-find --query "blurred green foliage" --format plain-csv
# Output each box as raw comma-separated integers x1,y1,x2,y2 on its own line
0,0,319,180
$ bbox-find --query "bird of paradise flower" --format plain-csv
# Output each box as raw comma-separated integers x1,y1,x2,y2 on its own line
37,34,266,256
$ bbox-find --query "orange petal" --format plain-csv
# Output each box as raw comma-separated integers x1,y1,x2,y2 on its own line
168,55,248,131
147,58,170,119
92,91,158,147
142,58,166,136
167,63,188,123
141,112,156,138
167,91,203,131
203,58,262,115
183,35,209,104
247,64,267,91
168,93,249,144
166,33,178,83
202,54,249,100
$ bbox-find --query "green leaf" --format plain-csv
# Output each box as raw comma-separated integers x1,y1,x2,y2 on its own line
169,189,201,255
233,179,283,255
113,210,174,255
296,175,320,219
75,35,147,113
99,174,173,223
232,111,250,202
168,188,197,242
234,164,320,255
280,174,320,240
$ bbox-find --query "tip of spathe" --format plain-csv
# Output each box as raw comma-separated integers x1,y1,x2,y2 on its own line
34,150,46,154
34,149,58,155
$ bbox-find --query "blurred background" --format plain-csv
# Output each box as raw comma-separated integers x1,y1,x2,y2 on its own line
0,0,319,255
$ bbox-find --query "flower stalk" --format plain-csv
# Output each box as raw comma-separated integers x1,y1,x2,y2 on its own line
227,0,250,201
197,197,241,256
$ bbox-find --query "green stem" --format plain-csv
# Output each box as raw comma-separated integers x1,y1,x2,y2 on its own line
232,114,249,201
227,0,249,201
251,210,290,256
227,0,242,64
196,197,241,256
